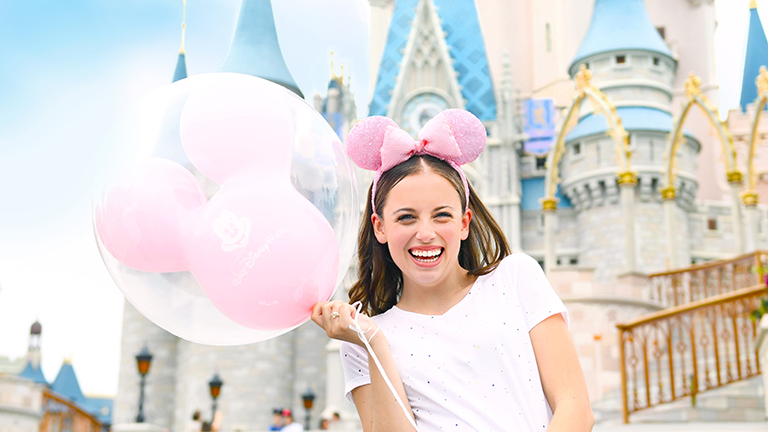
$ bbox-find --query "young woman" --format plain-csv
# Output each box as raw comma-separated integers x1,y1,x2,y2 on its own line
311,110,593,432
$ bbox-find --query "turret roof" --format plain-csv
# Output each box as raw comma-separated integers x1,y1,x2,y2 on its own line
18,362,48,385
570,0,673,74
219,0,302,97
740,2,768,111
51,361,86,404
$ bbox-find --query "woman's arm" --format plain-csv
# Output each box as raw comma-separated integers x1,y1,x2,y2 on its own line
529,314,594,432
312,301,417,432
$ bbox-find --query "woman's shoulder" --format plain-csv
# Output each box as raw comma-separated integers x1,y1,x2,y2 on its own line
493,252,543,275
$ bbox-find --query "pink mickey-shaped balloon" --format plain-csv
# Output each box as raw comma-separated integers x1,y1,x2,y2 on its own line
95,158,206,273
188,170,339,330
179,73,294,183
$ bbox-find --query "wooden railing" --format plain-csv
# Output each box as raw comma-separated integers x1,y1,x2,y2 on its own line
616,284,766,423
647,251,768,307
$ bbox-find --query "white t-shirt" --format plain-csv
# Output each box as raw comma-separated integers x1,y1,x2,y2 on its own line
340,253,568,432
282,422,304,432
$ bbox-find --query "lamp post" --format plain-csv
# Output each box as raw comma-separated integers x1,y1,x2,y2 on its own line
301,388,315,431
135,346,153,423
208,374,223,420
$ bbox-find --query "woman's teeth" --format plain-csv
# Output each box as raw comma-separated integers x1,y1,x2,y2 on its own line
410,249,443,262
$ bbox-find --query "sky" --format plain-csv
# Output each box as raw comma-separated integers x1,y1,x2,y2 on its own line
0,0,761,397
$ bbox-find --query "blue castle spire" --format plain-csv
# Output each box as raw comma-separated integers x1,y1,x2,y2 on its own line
219,0,303,97
740,0,768,111
570,0,673,74
172,4,188,83
51,361,86,404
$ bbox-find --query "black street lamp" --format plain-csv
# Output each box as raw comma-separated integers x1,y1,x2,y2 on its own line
301,388,315,431
208,373,223,420
135,346,153,423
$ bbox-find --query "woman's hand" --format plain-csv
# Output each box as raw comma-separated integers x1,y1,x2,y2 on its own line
311,300,380,347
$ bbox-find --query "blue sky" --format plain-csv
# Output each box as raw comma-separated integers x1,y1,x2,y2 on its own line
0,0,759,397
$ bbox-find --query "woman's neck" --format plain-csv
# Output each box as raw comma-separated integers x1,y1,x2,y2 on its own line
396,265,477,315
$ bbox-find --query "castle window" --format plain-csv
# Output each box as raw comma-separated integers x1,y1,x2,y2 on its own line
536,156,547,170
707,218,718,231
616,55,626,64
546,23,552,53
653,57,660,66
656,27,666,40
570,258,578,265
573,142,581,155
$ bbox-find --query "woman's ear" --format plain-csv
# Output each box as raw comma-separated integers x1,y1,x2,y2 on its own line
460,209,472,241
372,213,388,244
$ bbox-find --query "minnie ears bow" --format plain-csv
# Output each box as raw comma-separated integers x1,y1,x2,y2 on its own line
346,109,487,215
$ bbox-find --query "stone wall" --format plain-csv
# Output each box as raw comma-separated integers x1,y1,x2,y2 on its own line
0,376,43,432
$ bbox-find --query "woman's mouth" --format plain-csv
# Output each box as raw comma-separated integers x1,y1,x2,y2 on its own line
409,248,443,263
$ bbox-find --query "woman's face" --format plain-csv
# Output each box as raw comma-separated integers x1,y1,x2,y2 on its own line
372,167,471,290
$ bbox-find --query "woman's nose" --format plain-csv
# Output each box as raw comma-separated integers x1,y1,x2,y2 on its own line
415,220,436,242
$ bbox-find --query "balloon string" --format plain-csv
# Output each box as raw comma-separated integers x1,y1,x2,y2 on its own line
349,301,420,432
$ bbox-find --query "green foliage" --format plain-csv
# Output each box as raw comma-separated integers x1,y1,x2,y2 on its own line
751,297,768,323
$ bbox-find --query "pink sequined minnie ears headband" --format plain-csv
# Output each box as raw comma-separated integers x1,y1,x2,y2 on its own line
345,108,487,215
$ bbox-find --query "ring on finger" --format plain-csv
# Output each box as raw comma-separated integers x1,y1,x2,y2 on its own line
331,311,340,319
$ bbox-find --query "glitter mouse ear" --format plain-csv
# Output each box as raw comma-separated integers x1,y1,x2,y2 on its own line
422,109,487,166
345,116,399,171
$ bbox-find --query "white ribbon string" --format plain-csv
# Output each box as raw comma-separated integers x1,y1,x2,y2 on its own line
349,301,420,432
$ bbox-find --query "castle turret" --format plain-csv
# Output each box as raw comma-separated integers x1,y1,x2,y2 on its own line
219,0,303,97
172,0,188,82
558,0,700,279
18,321,47,385
740,0,768,112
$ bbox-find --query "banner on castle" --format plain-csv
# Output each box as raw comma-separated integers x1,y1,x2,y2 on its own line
523,98,556,157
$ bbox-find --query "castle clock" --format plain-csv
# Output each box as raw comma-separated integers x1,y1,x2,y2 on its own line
400,93,450,136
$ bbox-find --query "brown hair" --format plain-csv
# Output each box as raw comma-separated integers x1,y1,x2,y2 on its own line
348,155,510,316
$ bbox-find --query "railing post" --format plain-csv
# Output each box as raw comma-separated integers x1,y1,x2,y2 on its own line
619,328,629,424
690,314,699,405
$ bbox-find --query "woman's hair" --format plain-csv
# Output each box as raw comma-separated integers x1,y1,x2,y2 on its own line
349,155,510,316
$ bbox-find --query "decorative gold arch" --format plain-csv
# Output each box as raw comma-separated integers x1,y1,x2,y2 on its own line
542,65,634,211
742,66,768,206
661,73,741,200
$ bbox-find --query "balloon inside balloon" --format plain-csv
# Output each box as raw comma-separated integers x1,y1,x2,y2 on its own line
93,73,359,345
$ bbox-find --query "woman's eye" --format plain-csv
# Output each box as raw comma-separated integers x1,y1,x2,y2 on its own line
435,212,452,219
397,214,415,222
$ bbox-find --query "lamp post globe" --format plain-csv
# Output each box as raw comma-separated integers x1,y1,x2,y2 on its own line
135,346,153,423
301,388,315,430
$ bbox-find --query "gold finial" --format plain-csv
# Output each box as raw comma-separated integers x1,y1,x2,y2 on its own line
330,51,337,77
616,171,638,186
727,170,743,184
575,64,592,91
179,0,187,55
661,186,676,200
340,64,345,85
63,355,73,365
742,190,759,206
757,66,768,95
751,0,758,9
541,197,558,211
684,73,701,98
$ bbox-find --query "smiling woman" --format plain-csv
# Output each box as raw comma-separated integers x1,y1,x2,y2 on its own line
311,110,593,432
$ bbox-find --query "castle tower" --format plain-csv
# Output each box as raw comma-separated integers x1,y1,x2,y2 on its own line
740,0,768,113
557,0,700,280
368,0,523,247
172,0,188,83
219,0,302,97
18,321,47,385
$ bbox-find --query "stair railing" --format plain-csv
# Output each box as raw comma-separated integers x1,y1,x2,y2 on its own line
616,284,766,423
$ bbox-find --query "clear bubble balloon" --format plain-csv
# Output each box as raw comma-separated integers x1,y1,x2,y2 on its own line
93,73,359,345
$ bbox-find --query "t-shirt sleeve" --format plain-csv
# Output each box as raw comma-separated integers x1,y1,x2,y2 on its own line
509,253,569,331
339,341,372,403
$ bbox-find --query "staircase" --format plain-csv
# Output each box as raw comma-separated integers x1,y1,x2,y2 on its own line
615,251,768,425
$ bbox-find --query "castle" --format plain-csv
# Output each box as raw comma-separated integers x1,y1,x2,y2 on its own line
111,0,767,430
